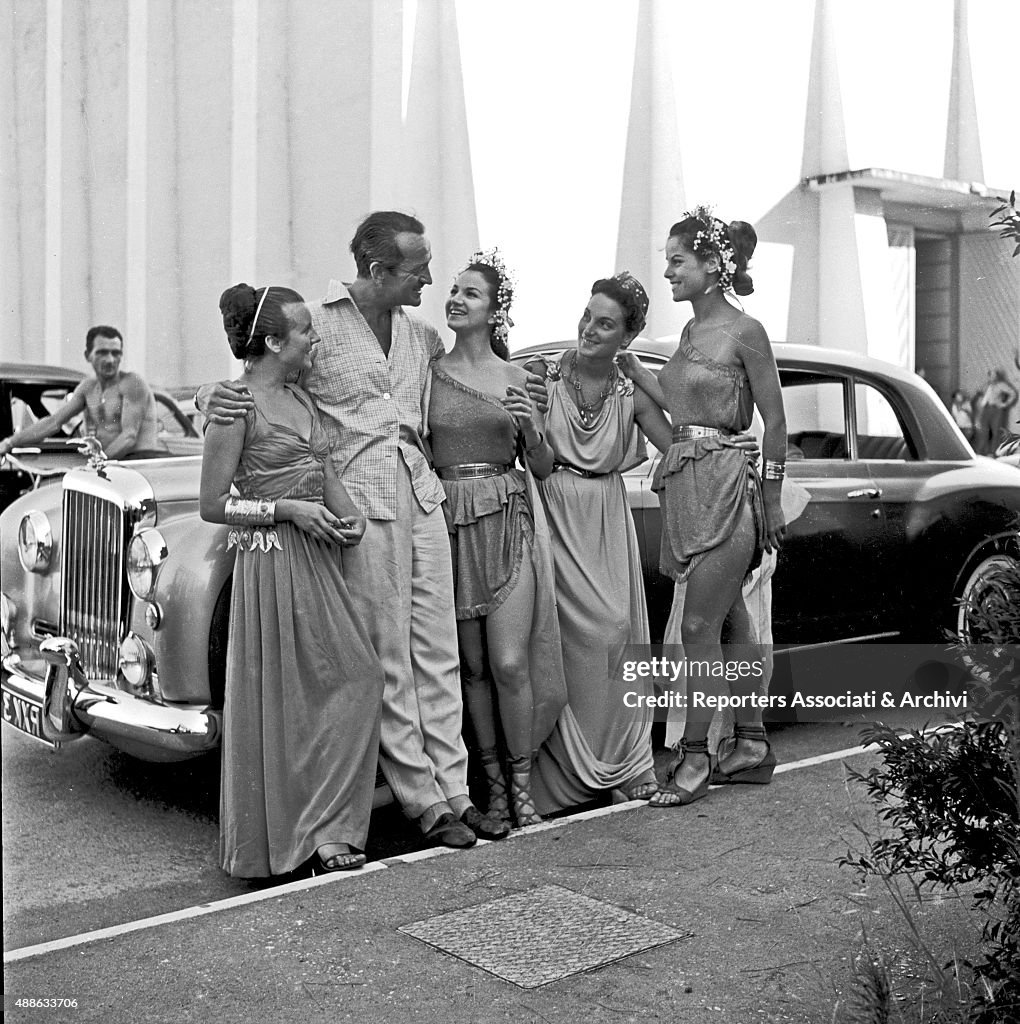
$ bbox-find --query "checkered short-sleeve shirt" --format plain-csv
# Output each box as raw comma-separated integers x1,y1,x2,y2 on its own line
301,280,446,520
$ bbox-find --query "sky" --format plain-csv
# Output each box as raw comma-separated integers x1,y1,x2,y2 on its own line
401,0,1020,350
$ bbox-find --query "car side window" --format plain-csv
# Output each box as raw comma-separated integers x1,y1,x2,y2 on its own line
782,377,848,460
854,381,913,461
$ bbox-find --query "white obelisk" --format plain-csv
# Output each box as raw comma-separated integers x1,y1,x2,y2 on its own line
614,0,685,340
400,0,480,340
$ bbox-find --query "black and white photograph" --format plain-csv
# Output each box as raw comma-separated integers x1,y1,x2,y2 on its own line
3,1,1020,1021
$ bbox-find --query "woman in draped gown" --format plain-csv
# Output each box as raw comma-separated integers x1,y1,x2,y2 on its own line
201,284,385,877
427,250,566,830
622,207,787,808
527,273,679,810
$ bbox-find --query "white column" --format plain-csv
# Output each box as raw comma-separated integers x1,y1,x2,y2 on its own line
800,0,849,179
231,0,259,285
125,0,148,369
401,0,479,336
944,0,984,183
370,0,403,211
44,0,62,364
614,0,686,340
787,0,850,349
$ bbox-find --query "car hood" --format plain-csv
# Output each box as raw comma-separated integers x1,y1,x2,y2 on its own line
0,456,204,530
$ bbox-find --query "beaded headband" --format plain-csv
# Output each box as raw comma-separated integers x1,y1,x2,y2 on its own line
462,247,516,344
683,204,737,293
611,271,650,326
248,287,271,345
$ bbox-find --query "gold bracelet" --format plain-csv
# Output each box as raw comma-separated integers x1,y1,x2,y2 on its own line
763,459,786,481
224,496,277,525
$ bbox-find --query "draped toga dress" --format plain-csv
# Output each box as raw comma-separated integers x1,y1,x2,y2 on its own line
219,385,385,878
654,325,765,582
426,365,566,750
530,359,658,812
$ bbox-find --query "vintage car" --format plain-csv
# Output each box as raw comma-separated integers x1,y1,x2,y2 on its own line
3,342,1019,762
512,339,1020,646
0,361,202,510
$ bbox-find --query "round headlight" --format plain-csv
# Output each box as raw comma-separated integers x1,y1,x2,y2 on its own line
17,511,53,573
118,633,152,689
127,528,168,602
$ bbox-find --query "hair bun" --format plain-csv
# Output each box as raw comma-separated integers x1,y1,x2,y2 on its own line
219,283,258,359
727,221,757,296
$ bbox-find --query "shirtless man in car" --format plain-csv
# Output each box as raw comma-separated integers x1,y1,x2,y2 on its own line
0,326,167,461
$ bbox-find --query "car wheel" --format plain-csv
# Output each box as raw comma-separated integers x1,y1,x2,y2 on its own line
955,550,1020,643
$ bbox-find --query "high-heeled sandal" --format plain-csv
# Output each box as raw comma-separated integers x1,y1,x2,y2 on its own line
479,747,511,823
710,724,777,785
312,843,366,873
617,774,660,801
508,754,543,828
648,739,713,807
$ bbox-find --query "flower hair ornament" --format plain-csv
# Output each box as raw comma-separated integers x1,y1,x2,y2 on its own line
463,247,516,345
612,270,650,327
684,204,738,293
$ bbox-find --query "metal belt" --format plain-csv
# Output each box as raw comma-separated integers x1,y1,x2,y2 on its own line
436,462,513,480
672,424,728,442
552,461,606,479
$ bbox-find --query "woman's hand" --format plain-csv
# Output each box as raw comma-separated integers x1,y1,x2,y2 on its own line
763,494,787,553
337,514,367,547
524,372,549,415
726,431,761,463
503,384,538,442
614,351,643,380
279,500,350,545
198,381,255,426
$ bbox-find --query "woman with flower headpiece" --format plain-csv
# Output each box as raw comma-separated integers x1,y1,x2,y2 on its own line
200,284,385,877
424,249,566,831
523,273,681,811
620,207,788,808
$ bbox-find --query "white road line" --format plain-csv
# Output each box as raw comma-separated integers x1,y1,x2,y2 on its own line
3,741,879,964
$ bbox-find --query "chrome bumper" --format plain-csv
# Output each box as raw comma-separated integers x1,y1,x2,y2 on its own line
2,637,221,761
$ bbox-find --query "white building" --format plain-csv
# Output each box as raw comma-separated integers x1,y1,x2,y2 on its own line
4,0,1018,404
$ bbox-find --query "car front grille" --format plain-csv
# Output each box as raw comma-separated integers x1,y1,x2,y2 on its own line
59,487,133,680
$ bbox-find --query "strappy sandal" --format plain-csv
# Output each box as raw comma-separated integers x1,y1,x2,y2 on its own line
313,843,367,873
479,747,511,823
710,724,777,785
618,774,660,801
648,739,713,807
508,754,543,828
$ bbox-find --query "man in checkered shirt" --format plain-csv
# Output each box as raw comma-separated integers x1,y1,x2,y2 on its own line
202,212,529,848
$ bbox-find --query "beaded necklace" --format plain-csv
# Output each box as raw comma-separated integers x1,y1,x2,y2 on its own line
564,351,616,425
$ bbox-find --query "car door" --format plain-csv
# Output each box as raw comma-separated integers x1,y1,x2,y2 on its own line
774,370,896,643
851,375,952,633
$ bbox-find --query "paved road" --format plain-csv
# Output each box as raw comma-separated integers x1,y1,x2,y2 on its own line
2,714,918,956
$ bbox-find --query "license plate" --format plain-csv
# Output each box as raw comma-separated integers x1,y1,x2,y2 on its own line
1,688,58,748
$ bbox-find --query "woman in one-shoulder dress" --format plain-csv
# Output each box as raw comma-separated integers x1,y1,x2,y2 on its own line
427,250,566,831
201,284,385,877
623,208,787,807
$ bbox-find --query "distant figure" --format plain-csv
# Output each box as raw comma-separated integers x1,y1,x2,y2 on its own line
0,326,168,461
974,368,1018,454
950,389,975,444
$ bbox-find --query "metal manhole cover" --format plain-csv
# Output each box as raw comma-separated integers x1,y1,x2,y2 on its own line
398,883,685,988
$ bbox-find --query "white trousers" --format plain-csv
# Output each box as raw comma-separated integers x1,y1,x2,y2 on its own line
341,459,468,822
